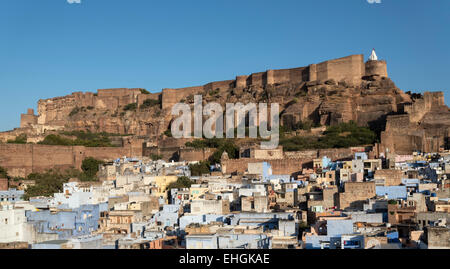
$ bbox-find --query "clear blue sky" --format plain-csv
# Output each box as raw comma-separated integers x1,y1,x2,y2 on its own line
0,0,449,131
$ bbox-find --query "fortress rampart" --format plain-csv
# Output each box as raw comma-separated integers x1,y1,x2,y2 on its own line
159,54,386,111
309,54,366,85
0,143,143,178
20,109,38,128
27,53,389,128
221,158,305,176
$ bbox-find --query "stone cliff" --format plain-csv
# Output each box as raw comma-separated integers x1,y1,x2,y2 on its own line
380,92,450,155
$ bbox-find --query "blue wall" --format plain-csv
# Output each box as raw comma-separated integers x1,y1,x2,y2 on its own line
26,203,103,239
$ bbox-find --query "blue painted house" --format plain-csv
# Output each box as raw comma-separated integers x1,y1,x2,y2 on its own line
26,203,104,239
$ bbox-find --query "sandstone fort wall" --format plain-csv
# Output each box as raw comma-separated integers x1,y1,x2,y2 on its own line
0,144,141,178
0,178,8,191
309,55,365,85
32,54,376,128
179,148,215,162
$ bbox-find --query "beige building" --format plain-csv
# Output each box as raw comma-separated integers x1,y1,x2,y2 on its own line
190,199,230,215
190,185,209,200
153,176,178,200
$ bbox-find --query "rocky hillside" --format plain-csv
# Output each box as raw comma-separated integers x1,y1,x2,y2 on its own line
1,76,413,145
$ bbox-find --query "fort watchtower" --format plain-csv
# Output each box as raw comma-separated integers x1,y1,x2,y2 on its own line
20,108,38,128
365,49,388,78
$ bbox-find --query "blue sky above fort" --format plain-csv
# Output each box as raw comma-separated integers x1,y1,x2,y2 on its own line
0,0,449,131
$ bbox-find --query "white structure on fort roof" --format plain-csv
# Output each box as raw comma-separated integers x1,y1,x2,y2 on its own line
369,49,378,61
365,49,387,78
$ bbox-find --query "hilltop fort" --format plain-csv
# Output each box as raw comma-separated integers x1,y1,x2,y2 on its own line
0,51,449,177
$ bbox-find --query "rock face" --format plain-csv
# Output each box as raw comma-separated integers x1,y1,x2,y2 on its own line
380,92,450,155
35,88,167,137
280,77,410,128
0,53,448,157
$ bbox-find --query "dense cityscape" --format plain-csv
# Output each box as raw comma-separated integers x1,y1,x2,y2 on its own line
1,144,449,249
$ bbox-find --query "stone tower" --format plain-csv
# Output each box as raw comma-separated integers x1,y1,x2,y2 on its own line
365,49,388,78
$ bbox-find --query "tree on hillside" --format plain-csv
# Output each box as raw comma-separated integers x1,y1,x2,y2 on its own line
189,161,211,177
167,176,195,190
23,170,71,200
81,157,104,179
0,166,8,178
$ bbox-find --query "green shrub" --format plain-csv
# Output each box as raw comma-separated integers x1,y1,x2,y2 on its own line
209,88,220,96
167,176,195,190
81,157,104,179
123,103,137,111
140,98,161,109
38,134,73,146
0,166,8,178
39,131,115,147
140,89,150,94
150,154,163,161
185,138,239,164
164,129,172,137
285,98,298,108
69,107,81,117
24,169,72,200
280,121,376,151
209,141,239,164
189,161,211,176
7,134,27,144
283,120,319,132
23,165,105,200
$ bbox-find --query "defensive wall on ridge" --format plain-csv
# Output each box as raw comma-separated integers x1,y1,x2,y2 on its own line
23,53,389,130
160,54,386,110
